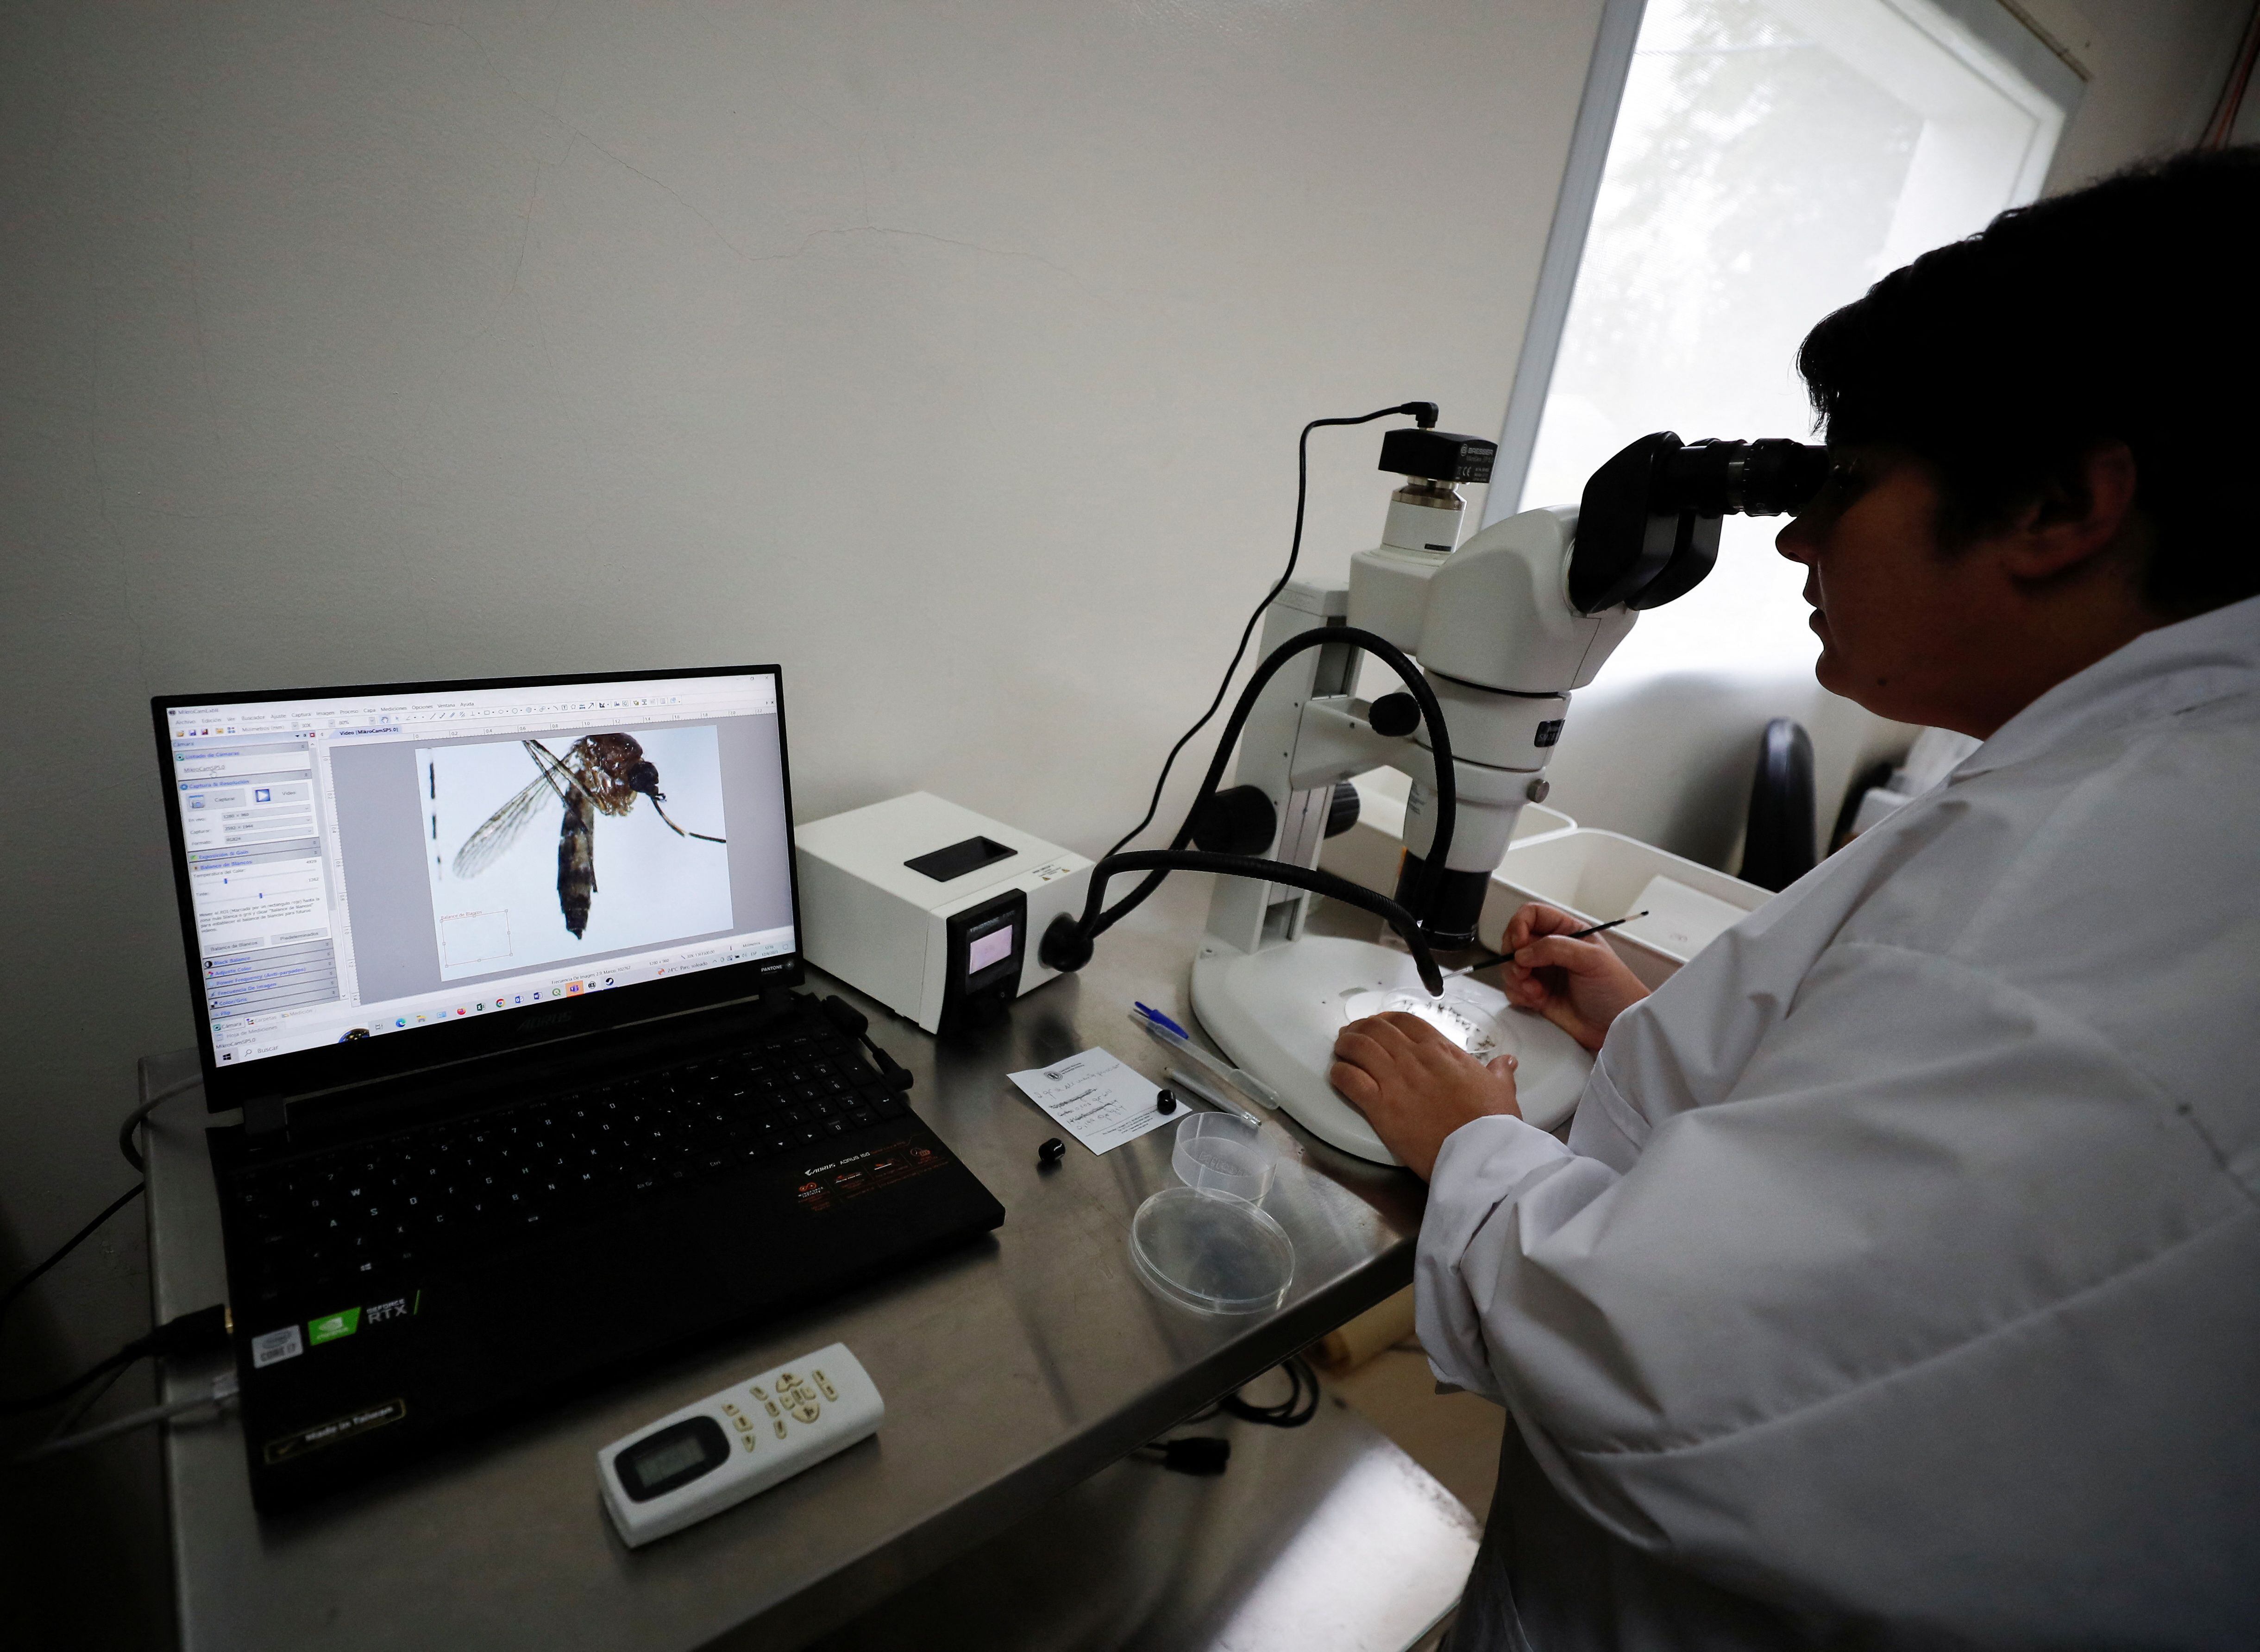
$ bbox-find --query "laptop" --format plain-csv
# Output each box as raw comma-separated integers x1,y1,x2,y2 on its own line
151,666,1005,1511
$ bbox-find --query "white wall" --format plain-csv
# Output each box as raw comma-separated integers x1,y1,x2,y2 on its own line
0,0,2242,1641
0,2,1610,1639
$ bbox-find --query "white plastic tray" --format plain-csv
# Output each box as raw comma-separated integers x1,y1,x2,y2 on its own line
1485,828,1771,987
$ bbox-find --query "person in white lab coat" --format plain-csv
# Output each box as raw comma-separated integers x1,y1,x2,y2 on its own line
1331,149,2260,1648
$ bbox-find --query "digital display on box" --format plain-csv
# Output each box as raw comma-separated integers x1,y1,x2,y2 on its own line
967,923,1016,974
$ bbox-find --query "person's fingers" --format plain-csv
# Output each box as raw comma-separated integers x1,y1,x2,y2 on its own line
1502,903,1540,954
1338,1014,1413,1063
1486,1052,1518,1075
1501,961,1555,1008
1331,1025,1394,1077
1329,1059,1381,1114
1375,1011,1454,1051
1512,934,1613,977
1506,903,1583,948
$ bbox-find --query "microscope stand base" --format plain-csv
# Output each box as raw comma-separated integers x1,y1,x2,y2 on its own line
1190,936,1593,1166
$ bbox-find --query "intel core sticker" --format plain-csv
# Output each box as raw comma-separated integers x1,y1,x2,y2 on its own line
308,1307,361,1346
251,1325,303,1368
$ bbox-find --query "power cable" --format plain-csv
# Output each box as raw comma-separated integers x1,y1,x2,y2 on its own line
119,1072,202,1172
0,1182,144,1348
1102,402,1439,867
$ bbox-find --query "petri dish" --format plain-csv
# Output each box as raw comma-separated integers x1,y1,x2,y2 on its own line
1171,1112,1274,1205
1129,1186,1294,1314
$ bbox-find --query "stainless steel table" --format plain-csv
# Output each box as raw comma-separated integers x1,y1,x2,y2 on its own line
145,882,1433,1650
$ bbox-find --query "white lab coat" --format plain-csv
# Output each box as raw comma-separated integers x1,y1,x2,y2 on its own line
1419,595,2260,1649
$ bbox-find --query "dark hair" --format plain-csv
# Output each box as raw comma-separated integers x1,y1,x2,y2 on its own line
1798,146,2260,614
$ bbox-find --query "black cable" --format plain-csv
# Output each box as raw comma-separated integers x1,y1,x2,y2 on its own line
1219,1353,1321,1429
1136,1436,1231,1476
119,1073,201,1173
1,1343,145,1418
51,1358,130,1441
1102,402,1438,867
1078,849,1446,995
1047,624,1458,984
0,1304,229,1418
0,1181,144,1347
1109,623,1456,928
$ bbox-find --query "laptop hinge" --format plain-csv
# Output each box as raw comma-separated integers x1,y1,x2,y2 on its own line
243,1093,290,1139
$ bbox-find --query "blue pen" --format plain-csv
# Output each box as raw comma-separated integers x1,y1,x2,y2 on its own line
1133,1001,1191,1040
1127,1005,1278,1107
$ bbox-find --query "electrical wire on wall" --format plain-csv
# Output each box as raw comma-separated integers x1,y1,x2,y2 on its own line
2202,2,2260,148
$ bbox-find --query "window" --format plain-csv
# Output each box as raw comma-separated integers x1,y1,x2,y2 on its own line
1492,0,2081,680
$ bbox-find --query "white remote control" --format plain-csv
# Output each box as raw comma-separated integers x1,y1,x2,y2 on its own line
597,1342,883,1548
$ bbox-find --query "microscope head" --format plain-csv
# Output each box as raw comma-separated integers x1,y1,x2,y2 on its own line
1570,432,1827,615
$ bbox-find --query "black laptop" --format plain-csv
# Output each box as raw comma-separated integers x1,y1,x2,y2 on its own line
152,666,1004,1511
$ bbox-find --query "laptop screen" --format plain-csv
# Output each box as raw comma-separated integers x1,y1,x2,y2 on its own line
156,668,797,1079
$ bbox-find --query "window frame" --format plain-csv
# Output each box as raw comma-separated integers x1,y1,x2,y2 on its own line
1483,0,2087,529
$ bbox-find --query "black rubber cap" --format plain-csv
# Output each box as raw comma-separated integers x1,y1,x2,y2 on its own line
1368,693,1420,738
1156,1089,1177,1114
1040,912,1094,973
1037,1137,1066,1168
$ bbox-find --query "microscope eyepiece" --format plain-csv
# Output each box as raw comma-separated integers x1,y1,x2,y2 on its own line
1656,437,1829,518
1569,432,1828,614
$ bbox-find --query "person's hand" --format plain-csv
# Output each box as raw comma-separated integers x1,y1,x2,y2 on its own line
1330,1012,1521,1181
1498,903,1649,1052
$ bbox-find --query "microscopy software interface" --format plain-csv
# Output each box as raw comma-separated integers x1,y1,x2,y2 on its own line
163,674,796,1067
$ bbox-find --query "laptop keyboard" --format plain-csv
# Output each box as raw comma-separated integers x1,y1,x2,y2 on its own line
224,1025,910,1307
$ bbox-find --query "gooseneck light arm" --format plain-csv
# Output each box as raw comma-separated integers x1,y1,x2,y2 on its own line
1040,625,1456,994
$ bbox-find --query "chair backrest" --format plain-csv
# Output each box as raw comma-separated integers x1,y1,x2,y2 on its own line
1739,716,1815,893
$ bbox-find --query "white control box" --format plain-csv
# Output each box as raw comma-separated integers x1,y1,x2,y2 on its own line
598,1343,883,1548
796,793,1092,1034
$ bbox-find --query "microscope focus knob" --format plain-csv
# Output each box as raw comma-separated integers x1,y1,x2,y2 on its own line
1368,693,1421,738
1191,785,1278,857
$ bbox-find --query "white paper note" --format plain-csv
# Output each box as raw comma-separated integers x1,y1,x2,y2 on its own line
1007,1047,1175,1156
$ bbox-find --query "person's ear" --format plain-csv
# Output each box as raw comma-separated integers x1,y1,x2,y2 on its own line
1994,440,2140,583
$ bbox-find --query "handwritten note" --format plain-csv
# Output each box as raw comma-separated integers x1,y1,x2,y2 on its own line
1007,1048,1174,1156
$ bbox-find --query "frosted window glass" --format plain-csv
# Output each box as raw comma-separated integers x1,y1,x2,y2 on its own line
1519,0,2064,678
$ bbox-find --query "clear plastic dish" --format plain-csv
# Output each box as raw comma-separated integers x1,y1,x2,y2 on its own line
1171,1111,1274,1205
1128,1187,1295,1315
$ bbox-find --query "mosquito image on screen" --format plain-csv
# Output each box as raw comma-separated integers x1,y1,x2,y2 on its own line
451,734,727,938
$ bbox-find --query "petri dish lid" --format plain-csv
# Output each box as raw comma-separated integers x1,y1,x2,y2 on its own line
1129,1186,1294,1315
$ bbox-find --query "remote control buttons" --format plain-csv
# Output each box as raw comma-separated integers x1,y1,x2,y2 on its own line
741,1434,757,1452
792,1399,821,1424
763,1399,779,1417
732,1413,752,1432
773,1418,788,1440
813,1369,838,1401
